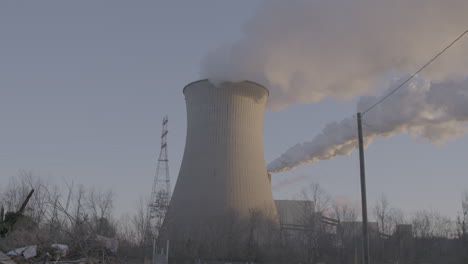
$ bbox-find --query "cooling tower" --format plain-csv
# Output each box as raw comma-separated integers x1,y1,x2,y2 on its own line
164,79,278,239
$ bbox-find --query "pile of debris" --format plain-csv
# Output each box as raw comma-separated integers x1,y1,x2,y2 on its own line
0,190,121,264
0,242,119,264
0,230,121,264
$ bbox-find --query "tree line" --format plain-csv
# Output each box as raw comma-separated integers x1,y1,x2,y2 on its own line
1,171,467,263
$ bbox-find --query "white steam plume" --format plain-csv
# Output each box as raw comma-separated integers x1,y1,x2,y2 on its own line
267,77,468,173
201,0,468,110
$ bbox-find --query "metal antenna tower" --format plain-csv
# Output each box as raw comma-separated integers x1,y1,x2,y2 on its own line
148,115,171,235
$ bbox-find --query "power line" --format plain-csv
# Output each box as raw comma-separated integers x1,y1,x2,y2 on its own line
362,27,468,115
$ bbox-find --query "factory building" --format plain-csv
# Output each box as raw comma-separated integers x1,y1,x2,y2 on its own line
275,200,314,226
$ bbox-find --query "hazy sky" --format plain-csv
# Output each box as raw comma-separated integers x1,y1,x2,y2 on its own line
1,1,467,219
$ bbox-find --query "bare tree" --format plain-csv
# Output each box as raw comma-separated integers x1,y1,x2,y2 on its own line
457,191,468,239
87,188,114,221
0,171,50,225
412,209,454,238
301,182,330,214
298,182,331,263
374,195,391,235
372,194,410,239
85,188,116,237
148,190,170,239
73,184,86,228
332,199,358,222
132,197,151,246
116,213,137,244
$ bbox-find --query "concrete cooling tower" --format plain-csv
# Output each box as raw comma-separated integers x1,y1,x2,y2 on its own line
164,79,278,240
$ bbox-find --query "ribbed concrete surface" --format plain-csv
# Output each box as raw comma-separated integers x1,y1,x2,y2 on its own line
164,80,278,239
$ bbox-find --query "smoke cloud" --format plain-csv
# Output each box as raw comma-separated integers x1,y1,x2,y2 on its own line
201,0,468,110
201,0,468,172
267,77,468,173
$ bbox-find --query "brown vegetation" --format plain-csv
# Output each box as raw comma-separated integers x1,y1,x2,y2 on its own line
1,172,467,264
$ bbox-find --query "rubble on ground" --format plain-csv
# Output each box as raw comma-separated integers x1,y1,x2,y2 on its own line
6,246,37,259
1,189,124,264
50,244,69,260
0,250,16,264
96,235,119,252
1,224,122,264
0,243,122,264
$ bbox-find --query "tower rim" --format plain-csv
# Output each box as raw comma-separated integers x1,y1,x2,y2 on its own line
182,79,270,97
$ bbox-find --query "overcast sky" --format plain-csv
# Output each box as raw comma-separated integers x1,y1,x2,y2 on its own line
1,1,467,219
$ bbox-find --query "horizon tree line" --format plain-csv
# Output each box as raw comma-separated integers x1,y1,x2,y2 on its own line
1,171,467,263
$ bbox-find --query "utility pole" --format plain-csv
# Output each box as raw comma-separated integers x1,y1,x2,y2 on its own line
357,112,370,264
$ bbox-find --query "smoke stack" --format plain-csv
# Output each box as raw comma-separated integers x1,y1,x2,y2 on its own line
164,79,278,240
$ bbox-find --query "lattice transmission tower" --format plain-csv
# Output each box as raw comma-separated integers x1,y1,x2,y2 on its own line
148,115,171,238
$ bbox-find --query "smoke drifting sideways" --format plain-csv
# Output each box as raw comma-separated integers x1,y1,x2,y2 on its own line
200,0,468,173
200,0,468,110
267,77,468,173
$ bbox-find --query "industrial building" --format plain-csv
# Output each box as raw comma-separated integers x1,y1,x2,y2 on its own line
162,80,279,242
160,80,377,261
275,200,314,226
